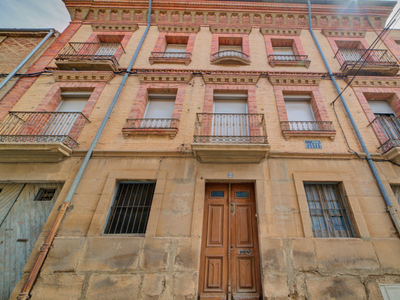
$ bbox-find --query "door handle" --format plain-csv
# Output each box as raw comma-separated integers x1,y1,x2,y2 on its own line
238,249,252,255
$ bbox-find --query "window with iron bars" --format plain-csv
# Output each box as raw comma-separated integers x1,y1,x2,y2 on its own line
104,181,156,234
304,183,354,238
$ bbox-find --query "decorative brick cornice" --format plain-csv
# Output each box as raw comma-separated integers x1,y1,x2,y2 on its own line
137,73,193,84
346,76,400,87
64,3,390,30
321,29,366,38
268,74,322,86
209,26,252,34
260,28,301,36
53,71,115,83
90,23,138,32
157,24,200,33
202,73,259,85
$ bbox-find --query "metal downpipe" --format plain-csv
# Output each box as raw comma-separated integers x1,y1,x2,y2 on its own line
17,1,152,299
0,28,55,93
307,0,400,235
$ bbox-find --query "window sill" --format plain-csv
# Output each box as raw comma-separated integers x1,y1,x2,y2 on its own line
122,128,178,138
282,130,336,140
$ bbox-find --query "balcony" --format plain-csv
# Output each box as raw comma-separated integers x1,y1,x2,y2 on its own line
55,42,124,71
211,50,250,65
149,52,192,65
268,55,311,68
0,112,89,162
122,118,179,138
192,113,270,163
335,48,399,76
281,121,336,140
370,116,400,163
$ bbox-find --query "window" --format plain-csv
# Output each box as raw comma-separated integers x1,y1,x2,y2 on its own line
104,182,156,234
304,183,354,238
369,100,400,141
219,37,242,52
164,43,187,58
284,95,317,130
273,46,295,60
211,35,250,65
141,93,176,128
391,186,400,205
57,91,91,112
213,93,248,137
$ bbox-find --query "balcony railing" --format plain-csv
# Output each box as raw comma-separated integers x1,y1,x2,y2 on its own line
335,48,399,76
369,116,400,153
268,54,311,68
211,50,250,65
0,112,89,149
281,121,335,131
194,113,267,144
56,42,124,66
122,118,180,138
149,52,192,65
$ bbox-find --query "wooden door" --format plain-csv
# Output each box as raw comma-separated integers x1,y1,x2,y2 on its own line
199,183,261,300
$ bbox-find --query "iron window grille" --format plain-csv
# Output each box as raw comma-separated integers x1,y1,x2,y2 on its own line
34,188,56,201
104,182,156,234
304,183,354,238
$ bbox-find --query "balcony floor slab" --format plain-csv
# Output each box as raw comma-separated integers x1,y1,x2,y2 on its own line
191,143,270,164
0,143,72,163
383,146,400,165
55,60,119,72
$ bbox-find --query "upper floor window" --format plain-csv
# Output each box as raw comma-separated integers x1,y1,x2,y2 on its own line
57,91,91,112
265,37,310,68
284,95,316,130
150,33,194,65
304,183,354,238
391,185,400,206
211,35,250,65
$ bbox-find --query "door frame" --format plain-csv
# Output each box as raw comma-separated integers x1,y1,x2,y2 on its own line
196,180,264,300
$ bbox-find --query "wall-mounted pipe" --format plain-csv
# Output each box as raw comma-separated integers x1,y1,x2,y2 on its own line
0,28,55,93
307,0,400,235
17,1,153,299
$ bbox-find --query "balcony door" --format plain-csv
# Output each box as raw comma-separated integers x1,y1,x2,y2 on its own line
41,92,89,137
284,95,316,130
213,93,248,138
369,100,400,140
142,93,176,128
199,183,262,300
164,44,187,58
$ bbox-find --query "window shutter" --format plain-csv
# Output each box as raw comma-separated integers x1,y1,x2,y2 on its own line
214,100,247,114
368,101,396,115
285,100,315,121
273,47,294,56
219,45,242,52
165,44,187,53
57,97,89,112
144,100,175,118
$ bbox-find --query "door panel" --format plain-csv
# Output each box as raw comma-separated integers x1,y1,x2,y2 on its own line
199,183,261,300
0,183,63,300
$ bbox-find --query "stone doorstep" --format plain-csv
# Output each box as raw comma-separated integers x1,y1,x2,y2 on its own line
0,143,72,163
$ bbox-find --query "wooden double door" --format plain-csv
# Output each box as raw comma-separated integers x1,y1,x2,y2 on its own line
199,183,262,300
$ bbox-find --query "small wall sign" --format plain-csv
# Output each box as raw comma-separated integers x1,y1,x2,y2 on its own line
228,173,233,178
305,140,322,149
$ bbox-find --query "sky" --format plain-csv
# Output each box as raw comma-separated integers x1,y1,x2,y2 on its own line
0,0,399,33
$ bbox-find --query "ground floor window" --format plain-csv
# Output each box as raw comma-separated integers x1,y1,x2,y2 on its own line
104,181,156,234
304,183,354,238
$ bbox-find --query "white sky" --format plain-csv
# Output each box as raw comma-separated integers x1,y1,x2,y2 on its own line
0,0,398,33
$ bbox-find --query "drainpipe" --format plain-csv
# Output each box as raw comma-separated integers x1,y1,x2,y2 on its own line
0,28,55,93
307,0,400,235
17,1,152,299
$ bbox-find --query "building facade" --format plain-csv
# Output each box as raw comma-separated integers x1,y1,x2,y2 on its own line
1,0,400,299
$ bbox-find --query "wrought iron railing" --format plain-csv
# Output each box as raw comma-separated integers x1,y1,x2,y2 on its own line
268,54,309,62
0,112,89,149
369,116,400,153
56,42,124,66
335,48,398,71
124,118,179,130
211,50,250,63
150,52,192,59
194,113,267,144
281,121,335,131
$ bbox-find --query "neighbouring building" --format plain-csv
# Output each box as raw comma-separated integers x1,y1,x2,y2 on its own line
1,0,400,299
